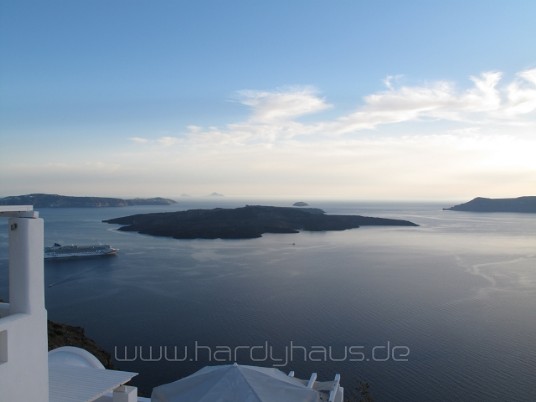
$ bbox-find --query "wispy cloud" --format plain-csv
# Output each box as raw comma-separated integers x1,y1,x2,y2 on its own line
159,68,536,146
348,69,536,127
503,69,536,117
235,86,331,123
110,68,536,198
129,136,150,144
157,136,180,147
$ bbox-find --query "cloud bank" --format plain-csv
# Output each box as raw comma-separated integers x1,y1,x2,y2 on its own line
119,69,536,198
5,69,535,199
131,68,536,149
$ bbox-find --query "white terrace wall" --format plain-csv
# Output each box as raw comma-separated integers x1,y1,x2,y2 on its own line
0,208,49,402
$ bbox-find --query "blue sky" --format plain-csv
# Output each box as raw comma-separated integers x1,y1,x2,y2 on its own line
1,0,535,199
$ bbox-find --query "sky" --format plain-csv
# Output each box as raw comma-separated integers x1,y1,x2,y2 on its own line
1,0,535,200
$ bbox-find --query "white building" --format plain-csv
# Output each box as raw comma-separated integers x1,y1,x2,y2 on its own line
0,206,49,402
0,205,343,402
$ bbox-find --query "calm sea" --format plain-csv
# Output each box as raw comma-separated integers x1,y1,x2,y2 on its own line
1,200,535,401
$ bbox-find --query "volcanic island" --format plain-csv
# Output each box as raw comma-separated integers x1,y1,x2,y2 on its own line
104,205,418,239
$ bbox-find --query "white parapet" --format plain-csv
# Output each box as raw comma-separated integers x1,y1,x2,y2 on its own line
0,205,34,214
9,213,45,314
113,385,138,402
0,207,49,402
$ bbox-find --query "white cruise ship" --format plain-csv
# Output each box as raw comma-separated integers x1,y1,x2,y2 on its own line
44,243,118,260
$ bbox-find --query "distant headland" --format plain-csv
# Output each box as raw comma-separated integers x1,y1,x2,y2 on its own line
104,205,418,239
444,196,536,213
0,193,177,208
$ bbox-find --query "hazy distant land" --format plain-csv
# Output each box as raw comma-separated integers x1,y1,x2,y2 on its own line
104,205,418,239
445,196,536,213
0,193,177,208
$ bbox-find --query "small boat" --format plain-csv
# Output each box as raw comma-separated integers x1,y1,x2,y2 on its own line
44,243,118,260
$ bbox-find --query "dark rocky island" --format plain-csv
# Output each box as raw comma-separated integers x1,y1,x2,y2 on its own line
444,196,536,213
104,205,417,239
0,193,177,208
293,201,310,207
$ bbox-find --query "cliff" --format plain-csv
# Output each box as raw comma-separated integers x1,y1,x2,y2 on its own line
48,320,113,368
444,196,536,213
104,205,417,239
0,193,177,208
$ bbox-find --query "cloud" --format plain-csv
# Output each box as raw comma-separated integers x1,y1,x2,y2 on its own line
503,68,536,117
124,69,536,153
157,136,180,146
235,86,331,122
175,68,536,146
382,74,404,90
129,136,149,144
128,135,182,147
464,71,502,111
346,69,536,127
7,68,534,199
94,68,535,198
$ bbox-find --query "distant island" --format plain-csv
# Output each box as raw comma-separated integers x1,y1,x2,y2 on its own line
104,205,417,239
0,193,177,208
293,201,309,207
444,196,536,213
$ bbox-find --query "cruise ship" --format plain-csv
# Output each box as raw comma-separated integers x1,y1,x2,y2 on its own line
44,243,118,259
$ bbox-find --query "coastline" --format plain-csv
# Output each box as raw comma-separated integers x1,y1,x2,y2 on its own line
48,320,114,369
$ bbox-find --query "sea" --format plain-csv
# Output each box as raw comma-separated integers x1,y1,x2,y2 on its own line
1,200,535,401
